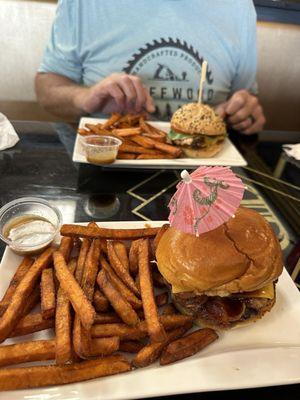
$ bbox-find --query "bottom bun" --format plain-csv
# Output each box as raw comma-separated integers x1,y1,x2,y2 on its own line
180,143,223,158
173,293,276,330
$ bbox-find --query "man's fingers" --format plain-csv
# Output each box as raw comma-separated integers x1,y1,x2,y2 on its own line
214,103,227,119
243,107,266,134
225,90,248,115
243,118,264,134
144,86,155,113
232,117,253,132
130,77,147,112
227,96,258,125
117,76,137,111
85,73,155,114
107,83,126,110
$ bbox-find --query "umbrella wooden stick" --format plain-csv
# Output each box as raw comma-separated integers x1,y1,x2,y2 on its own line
197,60,208,104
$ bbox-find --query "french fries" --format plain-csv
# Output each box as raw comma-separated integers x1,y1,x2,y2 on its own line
160,328,219,365
102,113,121,129
55,258,77,365
119,143,159,155
91,315,192,340
0,355,131,391
85,123,112,136
94,312,121,324
138,239,166,342
0,340,55,367
0,248,53,342
91,323,147,341
0,256,33,316
119,341,144,353
97,270,139,326
53,251,95,330
81,239,101,298
129,239,142,275
136,153,176,160
113,127,142,137
58,236,73,262
93,289,110,312
107,241,139,296
78,113,182,160
73,239,101,358
41,268,56,319
76,238,90,284
117,152,137,160
89,337,120,357
149,139,182,157
0,222,219,392
100,255,142,309
113,241,129,271
10,312,54,338
133,323,192,368
22,284,40,316
61,224,160,240
130,135,155,149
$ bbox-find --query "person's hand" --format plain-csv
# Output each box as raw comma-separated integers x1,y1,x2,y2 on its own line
215,90,266,134
76,73,155,115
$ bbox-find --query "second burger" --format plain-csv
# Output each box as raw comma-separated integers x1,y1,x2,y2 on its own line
168,102,227,158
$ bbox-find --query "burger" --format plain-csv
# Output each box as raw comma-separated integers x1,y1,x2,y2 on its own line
169,103,227,158
156,207,283,329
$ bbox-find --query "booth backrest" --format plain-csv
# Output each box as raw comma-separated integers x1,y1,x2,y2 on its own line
0,0,299,130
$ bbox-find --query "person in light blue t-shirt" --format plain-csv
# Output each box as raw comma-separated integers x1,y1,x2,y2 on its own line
36,0,266,134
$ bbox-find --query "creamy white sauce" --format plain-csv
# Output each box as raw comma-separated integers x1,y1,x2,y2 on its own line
8,220,56,246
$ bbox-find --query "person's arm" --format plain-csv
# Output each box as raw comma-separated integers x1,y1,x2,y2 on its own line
36,0,154,119
35,72,155,119
215,3,266,134
35,73,85,118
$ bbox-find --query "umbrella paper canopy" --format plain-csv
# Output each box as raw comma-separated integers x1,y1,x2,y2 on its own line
168,166,245,236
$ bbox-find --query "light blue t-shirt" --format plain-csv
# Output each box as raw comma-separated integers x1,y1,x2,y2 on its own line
39,0,258,119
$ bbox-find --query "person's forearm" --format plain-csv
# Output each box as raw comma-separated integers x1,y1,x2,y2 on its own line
35,73,88,119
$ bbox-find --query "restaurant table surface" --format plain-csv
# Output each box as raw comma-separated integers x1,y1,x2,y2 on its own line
0,120,300,399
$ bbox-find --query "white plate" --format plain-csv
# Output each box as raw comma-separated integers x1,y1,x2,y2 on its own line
1,221,300,400
73,118,247,169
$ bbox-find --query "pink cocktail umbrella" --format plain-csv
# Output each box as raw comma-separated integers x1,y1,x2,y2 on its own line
168,166,245,236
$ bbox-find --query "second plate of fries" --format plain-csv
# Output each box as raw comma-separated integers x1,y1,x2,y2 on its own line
1,220,300,399
73,116,247,168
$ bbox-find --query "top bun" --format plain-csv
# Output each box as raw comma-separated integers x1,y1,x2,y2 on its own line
171,103,226,136
156,207,283,296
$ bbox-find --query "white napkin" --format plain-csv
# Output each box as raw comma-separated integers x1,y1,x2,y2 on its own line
0,113,19,150
283,143,300,160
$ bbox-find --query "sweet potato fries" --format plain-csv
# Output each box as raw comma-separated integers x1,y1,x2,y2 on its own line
78,113,182,160
0,221,218,392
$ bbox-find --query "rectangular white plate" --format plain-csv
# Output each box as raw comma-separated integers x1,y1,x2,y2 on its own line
73,118,247,169
1,221,300,400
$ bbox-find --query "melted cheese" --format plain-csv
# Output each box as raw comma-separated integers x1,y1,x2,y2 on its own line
236,283,274,299
171,284,193,294
171,282,275,299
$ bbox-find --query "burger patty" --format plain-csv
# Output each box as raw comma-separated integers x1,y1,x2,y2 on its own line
173,135,225,150
173,292,273,328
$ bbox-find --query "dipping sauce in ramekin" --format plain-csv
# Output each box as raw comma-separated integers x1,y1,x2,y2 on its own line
0,197,62,255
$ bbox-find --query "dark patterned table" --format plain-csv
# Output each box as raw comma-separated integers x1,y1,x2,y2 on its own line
0,121,299,398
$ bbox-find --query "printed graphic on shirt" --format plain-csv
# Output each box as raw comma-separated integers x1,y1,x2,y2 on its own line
124,38,214,119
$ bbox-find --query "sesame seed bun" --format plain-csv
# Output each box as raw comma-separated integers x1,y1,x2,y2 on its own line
171,103,227,136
